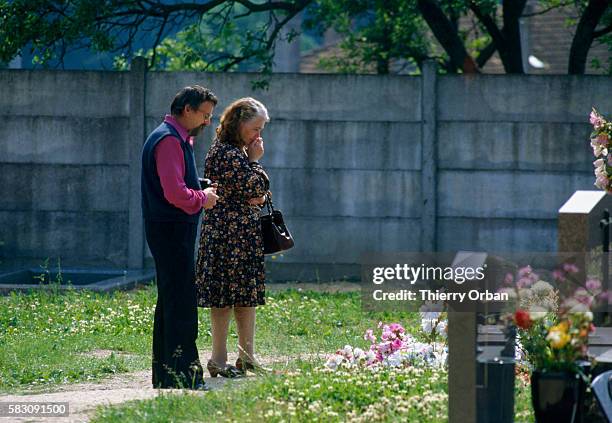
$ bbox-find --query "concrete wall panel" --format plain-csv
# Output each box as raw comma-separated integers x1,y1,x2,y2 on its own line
0,116,130,165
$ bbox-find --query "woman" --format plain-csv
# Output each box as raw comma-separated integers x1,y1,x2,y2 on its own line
195,97,270,378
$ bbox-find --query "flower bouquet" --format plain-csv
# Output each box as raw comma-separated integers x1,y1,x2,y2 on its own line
590,108,612,192
324,321,447,371
513,309,593,373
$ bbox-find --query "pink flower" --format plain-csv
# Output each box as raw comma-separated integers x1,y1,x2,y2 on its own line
363,329,377,343
596,174,609,189
574,288,594,307
504,273,514,285
517,277,534,288
563,263,579,274
391,338,403,352
378,342,391,354
552,269,566,282
586,278,602,292
381,327,393,341
518,266,533,278
389,323,405,334
591,109,605,129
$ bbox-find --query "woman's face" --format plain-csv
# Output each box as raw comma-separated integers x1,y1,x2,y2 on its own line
239,116,266,146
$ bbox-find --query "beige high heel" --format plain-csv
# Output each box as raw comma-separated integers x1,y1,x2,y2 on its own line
206,360,244,378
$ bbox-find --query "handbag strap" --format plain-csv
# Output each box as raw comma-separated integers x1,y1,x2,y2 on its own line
265,195,276,214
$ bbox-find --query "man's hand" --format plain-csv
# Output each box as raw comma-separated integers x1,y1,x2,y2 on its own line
203,184,219,209
247,195,266,206
247,137,264,162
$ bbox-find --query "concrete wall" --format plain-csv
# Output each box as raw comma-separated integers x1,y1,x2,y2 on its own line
0,70,131,268
0,64,610,280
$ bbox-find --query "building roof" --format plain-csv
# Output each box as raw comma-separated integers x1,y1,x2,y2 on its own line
300,2,610,75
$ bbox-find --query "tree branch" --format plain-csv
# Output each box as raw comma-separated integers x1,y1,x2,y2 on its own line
594,23,612,38
569,0,609,74
521,1,573,18
417,0,479,73
475,40,497,68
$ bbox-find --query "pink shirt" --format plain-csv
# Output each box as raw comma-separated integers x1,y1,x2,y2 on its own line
154,115,207,215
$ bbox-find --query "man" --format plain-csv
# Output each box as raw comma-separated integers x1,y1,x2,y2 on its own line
141,85,219,389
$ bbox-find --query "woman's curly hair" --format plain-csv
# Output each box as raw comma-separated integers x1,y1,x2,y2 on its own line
215,97,269,147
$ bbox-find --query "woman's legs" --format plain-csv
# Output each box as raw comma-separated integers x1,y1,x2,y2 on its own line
210,307,232,365
234,306,256,362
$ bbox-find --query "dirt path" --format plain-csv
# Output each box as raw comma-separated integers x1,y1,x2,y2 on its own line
0,282,347,422
0,350,326,423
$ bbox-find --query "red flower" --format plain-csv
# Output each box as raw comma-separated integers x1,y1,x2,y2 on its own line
514,309,533,329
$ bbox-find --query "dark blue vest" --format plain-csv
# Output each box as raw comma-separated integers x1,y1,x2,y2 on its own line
141,121,202,223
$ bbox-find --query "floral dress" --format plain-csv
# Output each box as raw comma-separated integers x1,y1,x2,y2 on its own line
195,141,269,308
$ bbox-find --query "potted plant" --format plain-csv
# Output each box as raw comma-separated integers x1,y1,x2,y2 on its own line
499,265,598,423
513,309,594,423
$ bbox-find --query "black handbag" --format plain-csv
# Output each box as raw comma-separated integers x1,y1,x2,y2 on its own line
260,197,294,255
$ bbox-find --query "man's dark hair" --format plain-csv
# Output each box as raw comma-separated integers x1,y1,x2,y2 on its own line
170,85,218,115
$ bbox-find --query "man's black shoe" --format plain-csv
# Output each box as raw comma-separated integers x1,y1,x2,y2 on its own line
192,381,210,391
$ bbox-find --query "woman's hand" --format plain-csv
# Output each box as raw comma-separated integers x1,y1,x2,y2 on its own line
247,137,264,162
247,194,266,206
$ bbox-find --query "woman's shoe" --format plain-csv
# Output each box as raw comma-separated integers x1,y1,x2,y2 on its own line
207,360,244,378
235,357,272,375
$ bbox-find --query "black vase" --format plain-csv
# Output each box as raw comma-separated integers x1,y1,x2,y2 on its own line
531,370,587,423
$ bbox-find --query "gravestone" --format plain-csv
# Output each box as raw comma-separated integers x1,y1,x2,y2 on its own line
448,252,516,423
558,190,612,364
558,190,612,253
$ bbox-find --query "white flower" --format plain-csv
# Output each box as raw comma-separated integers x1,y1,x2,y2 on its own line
546,330,563,344
531,280,554,294
421,311,442,321
436,321,448,338
571,311,594,322
421,319,434,334
594,158,605,168
529,306,548,320
384,351,403,367
568,302,589,313
325,354,345,370
353,347,366,360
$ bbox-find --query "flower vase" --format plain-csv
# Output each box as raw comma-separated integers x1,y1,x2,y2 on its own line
531,370,587,423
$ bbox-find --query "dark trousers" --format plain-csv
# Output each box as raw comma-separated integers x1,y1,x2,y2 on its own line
145,220,203,388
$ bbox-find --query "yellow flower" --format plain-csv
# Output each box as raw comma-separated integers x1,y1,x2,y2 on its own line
546,329,571,349
550,321,569,333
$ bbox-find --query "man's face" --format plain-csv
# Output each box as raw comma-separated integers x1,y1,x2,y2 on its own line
186,101,215,136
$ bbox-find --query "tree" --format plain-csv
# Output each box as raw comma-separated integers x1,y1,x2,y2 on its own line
0,0,310,72
0,0,609,75
303,0,433,74
309,0,611,74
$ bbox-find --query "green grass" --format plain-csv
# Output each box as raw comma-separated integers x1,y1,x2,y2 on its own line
0,286,420,392
0,285,536,421
92,360,448,423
